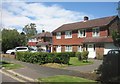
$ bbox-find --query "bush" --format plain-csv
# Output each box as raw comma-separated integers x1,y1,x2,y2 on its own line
81,51,89,62
75,52,82,61
16,52,70,65
65,52,76,57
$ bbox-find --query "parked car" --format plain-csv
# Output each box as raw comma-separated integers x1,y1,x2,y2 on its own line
104,50,120,56
6,46,37,55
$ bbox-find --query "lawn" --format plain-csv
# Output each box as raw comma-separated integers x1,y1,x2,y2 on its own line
38,75,96,83
69,57,93,66
1,61,23,70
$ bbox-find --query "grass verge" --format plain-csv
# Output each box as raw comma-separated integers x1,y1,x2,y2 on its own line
69,57,93,66
38,75,96,83
1,61,23,70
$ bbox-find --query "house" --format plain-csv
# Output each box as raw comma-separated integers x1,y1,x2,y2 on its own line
52,15,120,58
28,30,52,52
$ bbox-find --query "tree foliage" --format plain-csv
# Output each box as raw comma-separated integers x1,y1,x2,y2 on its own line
2,29,27,53
23,23,37,38
112,30,120,47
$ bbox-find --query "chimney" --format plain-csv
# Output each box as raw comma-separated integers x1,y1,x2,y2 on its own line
84,16,89,22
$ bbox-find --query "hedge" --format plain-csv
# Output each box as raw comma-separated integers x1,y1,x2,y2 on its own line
75,52,82,61
65,52,76,57
16,52,70,65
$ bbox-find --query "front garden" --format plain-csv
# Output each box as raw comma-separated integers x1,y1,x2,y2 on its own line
15,51,93,68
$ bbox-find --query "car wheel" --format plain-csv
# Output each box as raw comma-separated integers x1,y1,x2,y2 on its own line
11,52,15,55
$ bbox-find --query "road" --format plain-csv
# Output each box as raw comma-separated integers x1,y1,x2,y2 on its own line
1,72,19,83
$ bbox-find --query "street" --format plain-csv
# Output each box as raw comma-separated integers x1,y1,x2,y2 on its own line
2,72,18,82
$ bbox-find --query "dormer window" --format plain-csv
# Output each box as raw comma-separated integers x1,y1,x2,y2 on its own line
92,28,99,37
56,32,61,39
78,29,86,38
65,31,72,39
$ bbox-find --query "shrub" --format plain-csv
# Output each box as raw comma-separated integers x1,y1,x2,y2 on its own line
75,52,82,61
65,52,76,57
16,52,70,65
81,51,89,62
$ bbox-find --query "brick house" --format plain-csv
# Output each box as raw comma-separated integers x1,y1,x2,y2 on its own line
52,15,120,58
28,30,52,52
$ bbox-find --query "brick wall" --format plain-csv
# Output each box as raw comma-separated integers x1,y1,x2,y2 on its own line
95,44,104,59
109,18,119,35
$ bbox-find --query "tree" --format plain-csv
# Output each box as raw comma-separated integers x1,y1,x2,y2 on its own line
112,29,120,47
118,1,120,18
23,23,37,38
2,29,27,53
19,32,27,46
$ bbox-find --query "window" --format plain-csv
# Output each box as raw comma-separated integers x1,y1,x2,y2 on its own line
56,32,61,39
65,31,72,39
92,28,99,37
78,46,82,52
65,46,72,52
78,29,86,38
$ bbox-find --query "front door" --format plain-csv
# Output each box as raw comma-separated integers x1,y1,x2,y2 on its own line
87,44,96,58
56,46,61,52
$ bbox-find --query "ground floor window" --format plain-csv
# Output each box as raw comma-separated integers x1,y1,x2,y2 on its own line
65,45,72,52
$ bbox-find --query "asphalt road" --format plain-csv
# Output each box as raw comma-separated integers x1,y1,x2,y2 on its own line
1,72,19,82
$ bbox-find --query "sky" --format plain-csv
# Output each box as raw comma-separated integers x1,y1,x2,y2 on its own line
2,1,119,33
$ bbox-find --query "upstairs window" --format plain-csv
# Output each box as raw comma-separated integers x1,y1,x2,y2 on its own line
78,29,86,38
65,31,72,39
65,45,72,52
92,28,99,37
56,32,61,39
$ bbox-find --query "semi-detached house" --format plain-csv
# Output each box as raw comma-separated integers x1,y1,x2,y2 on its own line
52,15,120,58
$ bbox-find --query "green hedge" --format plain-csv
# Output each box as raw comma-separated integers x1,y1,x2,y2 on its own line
75,52,82,61
16,52,70,65
65,52,76,57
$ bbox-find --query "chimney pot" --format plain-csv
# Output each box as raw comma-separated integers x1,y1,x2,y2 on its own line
42,30,45,32
84,16,89,21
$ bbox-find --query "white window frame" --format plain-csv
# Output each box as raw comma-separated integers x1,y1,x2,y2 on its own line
56,32,61,39
78,29,86,38
92,28,100,37
78,45,83,52
65,31,72,39
65,45,72,52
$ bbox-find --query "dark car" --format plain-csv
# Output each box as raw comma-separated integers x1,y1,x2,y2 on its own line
104,50,120,56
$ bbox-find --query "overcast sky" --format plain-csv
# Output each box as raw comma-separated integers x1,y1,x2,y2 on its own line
2,1,119,33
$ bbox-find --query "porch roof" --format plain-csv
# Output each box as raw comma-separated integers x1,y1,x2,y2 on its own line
36,42,52,46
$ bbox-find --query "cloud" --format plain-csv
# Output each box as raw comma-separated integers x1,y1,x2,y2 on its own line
2,1,95,33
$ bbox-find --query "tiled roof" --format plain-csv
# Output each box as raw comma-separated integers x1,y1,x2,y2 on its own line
31,32,52,38
28,42,37,46
53,15,117,32
36,42,52,46
83,37,113,43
